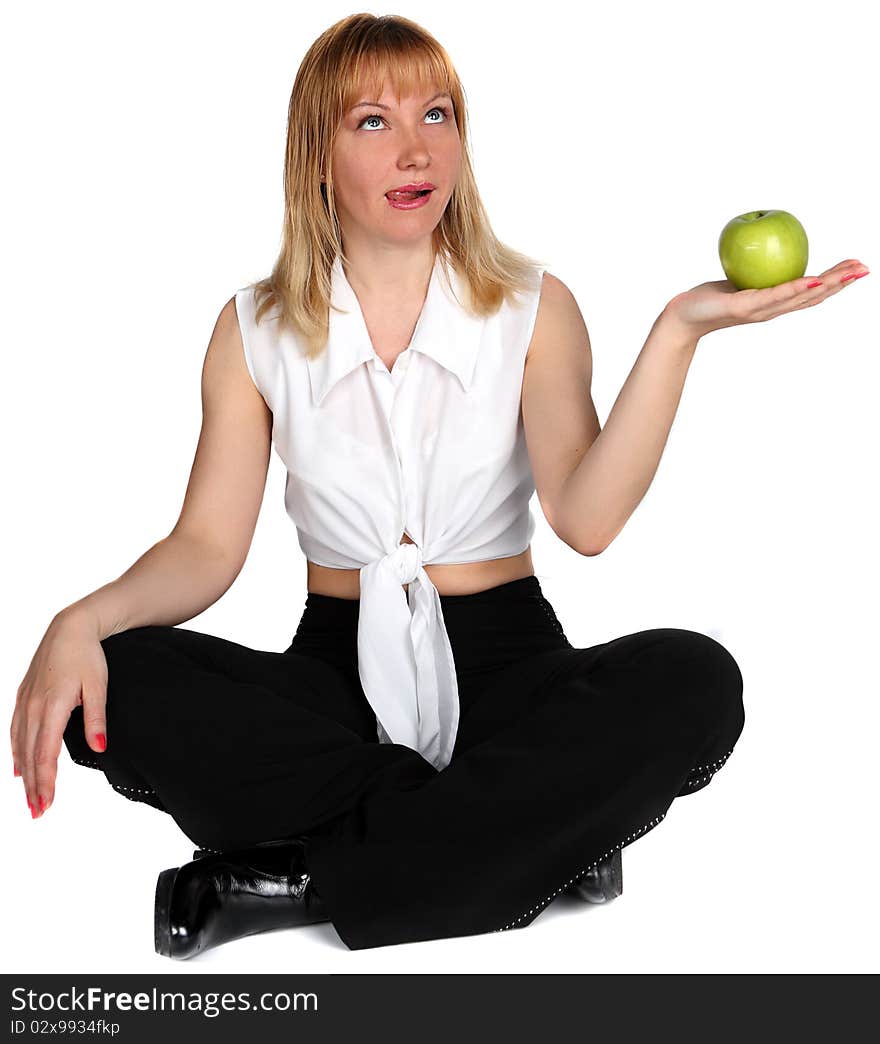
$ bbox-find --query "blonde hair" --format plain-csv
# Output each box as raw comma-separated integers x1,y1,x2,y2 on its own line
250,12,546,359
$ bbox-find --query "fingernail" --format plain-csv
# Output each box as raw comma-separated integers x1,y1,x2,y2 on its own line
95,733,107,752
38,795,46,812
806,280,823,288
13,764,20,777
852,271,870,280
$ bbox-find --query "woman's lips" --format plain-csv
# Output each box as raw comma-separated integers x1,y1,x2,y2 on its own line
385,189,434,210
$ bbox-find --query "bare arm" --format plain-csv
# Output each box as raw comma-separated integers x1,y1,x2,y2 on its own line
58,532,243,639
12,294,273,818
562,258,870,552
554,308,700,553
521,272,602,554
522,274,700,555
59,295,272,639
526,258,869,556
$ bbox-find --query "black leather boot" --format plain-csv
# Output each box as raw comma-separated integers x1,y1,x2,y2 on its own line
563,847,623,903
154,838,329,960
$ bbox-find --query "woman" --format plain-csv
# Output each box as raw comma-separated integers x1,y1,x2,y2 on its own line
10,13,868,958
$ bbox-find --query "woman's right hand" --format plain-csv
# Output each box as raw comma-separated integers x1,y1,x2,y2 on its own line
10,610,109,819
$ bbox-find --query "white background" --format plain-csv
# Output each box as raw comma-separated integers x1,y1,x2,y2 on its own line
3,0,877,973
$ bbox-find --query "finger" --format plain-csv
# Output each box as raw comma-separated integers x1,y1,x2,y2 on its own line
763,260,864,302
781,277,829,315
798,263,869,310
21,699,43,818
10,690,23,778
788,266,870,314
837,262,870,286
33,703,70,817
788,260,866,297
818,258,866,281
81,675,108,755
790,276,825,298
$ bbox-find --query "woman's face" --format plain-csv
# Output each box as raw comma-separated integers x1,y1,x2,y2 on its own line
329,82,461,249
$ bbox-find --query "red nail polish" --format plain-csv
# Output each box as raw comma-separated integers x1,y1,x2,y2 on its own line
96,733,107,752
13,764,20,777
806,280,823,288
39,795,46,811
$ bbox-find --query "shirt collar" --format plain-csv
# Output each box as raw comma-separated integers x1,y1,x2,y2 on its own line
306,253,485,407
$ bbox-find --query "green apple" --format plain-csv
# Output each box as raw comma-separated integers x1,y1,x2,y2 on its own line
718,210,809,289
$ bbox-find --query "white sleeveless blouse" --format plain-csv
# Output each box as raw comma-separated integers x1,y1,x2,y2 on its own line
235,253,545,771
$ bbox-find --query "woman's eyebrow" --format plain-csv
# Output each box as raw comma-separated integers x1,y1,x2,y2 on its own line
349,91,452,112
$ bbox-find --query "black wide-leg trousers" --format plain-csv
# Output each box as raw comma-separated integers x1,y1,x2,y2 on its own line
63,575,745,950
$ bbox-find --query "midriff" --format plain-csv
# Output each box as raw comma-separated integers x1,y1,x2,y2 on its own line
306,532,535,599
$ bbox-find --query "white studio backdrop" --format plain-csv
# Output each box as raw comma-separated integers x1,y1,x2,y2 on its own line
3,0,877,973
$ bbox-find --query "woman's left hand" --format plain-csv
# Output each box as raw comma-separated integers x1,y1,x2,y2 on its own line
663,258,870,340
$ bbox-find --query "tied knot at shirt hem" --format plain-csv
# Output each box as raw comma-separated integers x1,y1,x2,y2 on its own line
356,542,460,773
384,540,423,585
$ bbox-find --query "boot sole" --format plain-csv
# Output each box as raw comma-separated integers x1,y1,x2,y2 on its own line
154,867,179,958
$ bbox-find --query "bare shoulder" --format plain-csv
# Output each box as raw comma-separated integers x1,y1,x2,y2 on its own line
526,271,592,368
209,296,245,363
200,295,262,396
539,270,579,307
538,269,572,302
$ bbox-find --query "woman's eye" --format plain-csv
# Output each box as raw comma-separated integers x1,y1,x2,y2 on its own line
358,106,450,131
